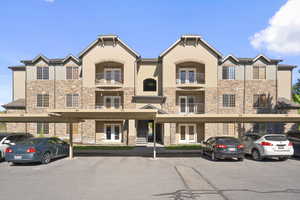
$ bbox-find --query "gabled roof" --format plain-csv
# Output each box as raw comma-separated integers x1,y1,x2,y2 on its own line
159,35,222,58
2,99,25,109
253,54,271,63
78,35,140,58
221,54,239,63
62,54,81,65
21,54,81,65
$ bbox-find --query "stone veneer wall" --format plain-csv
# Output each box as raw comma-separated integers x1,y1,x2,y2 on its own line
5,109,27,133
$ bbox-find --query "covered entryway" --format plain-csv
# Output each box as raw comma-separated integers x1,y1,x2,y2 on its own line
137,120,163,146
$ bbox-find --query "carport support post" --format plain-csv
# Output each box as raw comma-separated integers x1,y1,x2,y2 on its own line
153,120,157,159
69,122,74,159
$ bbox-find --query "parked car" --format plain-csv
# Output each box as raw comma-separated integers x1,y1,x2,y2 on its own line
242,133,294,161
0,133,32,160
287,132,300,157
5,137,69,164
202,136,244,161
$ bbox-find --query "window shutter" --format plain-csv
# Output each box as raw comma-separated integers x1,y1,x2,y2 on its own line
222,67,228,80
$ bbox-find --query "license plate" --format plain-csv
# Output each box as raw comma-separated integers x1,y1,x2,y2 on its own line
229,148,236,151
14,155,22,160
278,146,284,149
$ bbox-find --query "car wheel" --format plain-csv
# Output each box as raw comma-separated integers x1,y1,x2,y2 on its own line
252,149,262,161
211,152,217,161
278,157,288,161
41,152,51,164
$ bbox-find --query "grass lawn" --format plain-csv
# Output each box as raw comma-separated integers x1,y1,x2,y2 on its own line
165,144,203,150
74,145,135,150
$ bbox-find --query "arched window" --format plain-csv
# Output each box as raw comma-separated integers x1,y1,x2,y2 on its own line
143,78,157,91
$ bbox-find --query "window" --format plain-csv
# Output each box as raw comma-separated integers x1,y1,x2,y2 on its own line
179,124,196,143
37,67,49,80
143,78,157,91
253,123,267,133
104,96,121,109
104,68,121,83
223,123,235,136
66,94,79,107
253,66,266,80
223,94,235,107
222,66,235,80
37,123,49,135
37,94,49,107
179,96,196,113
66,123,79,135
104,124,121,142
66,67,79,80
178,69,196,84
253,94,267,108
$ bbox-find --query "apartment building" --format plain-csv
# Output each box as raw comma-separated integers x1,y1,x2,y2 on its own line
2,35,298,146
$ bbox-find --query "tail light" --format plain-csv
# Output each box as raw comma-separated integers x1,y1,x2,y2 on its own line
237,144,244,149
26,147,36,153
5,148,13,153
288,142,293,146
215,144,227,149
260,141,273,146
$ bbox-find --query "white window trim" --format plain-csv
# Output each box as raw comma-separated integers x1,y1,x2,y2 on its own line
179,124,196,143
178,68,196,84
223,66,236,80
179,96,195,114
104,124,122,142
104,68,121,83
104,96,121,109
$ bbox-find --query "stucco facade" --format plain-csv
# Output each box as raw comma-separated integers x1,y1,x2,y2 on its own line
3,34,298,145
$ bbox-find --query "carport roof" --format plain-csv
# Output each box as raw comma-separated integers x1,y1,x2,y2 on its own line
0,113,82,123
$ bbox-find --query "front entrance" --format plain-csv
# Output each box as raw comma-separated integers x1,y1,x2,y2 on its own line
137,120,163,144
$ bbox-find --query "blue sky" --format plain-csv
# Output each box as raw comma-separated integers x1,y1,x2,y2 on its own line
0,0,299,109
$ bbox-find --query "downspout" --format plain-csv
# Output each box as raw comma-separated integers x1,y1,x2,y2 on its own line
242,64,246,136
216,63,219,135
25,66,28,134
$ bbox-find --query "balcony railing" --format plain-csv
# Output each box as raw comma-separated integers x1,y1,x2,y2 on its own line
176,72,205,84
178,103,205,114
95,73,123,85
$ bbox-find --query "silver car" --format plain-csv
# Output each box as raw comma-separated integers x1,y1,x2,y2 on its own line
242,133,294,161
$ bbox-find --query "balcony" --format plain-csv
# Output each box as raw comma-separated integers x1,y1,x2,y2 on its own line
95,72,123,88
178,102,205,114
176,72,205,88
95,102,123,110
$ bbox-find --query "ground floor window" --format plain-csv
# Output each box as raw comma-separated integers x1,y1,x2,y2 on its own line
104,124,121,142
37,123,49,135
179,124,196,143
223,123,236,136
253,123,268,133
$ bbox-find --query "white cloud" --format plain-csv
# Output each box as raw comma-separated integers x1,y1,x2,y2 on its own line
250,0,300,55
45,0,55,3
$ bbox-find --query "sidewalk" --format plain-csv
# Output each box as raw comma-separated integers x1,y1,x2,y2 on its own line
74,147,202,157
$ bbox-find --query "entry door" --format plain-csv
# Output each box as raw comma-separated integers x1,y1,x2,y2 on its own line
105,124,121,142
179,124,196,143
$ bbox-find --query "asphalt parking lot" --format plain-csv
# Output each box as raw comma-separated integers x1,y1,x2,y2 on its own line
1,155,300,200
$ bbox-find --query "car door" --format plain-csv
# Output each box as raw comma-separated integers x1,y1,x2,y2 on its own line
47,139,59,158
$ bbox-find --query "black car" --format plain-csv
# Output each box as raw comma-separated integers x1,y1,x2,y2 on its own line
5,137,69,164
287,132,300,157
202,136,244,161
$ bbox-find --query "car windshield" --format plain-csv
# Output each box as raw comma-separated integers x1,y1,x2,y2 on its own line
216,138,240,144
0,136,7,141
18,138,43,145
265,135,287,141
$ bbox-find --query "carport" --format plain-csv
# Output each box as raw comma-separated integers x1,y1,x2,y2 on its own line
1,112,300,159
